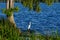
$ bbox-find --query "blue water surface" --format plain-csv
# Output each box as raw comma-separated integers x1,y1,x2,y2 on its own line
0,3,60,35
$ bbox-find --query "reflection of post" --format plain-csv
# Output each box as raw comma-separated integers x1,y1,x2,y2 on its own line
28,22,31,30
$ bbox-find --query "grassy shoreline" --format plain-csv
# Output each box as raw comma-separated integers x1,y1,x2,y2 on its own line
0,18,60,40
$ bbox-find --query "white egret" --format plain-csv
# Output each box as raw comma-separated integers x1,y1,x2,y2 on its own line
28,22,31,30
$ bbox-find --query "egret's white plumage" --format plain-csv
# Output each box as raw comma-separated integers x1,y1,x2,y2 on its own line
28,22,31,30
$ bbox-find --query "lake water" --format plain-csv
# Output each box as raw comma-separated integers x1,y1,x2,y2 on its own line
0,3,60,35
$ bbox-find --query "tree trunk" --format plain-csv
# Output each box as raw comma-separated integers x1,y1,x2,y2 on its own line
7,14,16,27
6,0,16,27
6,0,9,9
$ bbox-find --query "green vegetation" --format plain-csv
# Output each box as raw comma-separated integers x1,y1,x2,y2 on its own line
20,0,55,12
1,0,56,12
0,0,60,40
21,0,41,12
2,7,19,17
0,18,20,40
45,0,54,6
0,18,60,40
